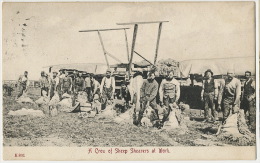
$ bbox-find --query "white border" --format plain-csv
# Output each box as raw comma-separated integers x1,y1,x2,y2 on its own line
0,0,259,163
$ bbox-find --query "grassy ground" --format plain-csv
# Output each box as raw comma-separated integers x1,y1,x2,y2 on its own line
2,87,256,147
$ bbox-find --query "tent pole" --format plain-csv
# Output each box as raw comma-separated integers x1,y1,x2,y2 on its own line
154,22,162,65
129,24,138,75
124,29,130,62
97,30,109,68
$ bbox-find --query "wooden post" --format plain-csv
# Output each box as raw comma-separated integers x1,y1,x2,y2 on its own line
154,22,162,64
129,24,138,75
124,29,130,62
97,31,109,68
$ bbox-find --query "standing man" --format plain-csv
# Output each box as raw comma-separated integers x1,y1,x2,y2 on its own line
39,71,50,97
49,71,59,100
85,73,92,102
136,71,159,127
61,70,72,95
159,70,180,126
100,69,115,110
242,71,255,132
221,69,241,124
57,69,65,99
16,71,29,99
74,72,85,93
201,69,219,122
91,76,101,97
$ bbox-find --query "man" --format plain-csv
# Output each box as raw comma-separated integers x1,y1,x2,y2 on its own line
39,71,50,97
49,71,59,99
242,71,255,132
85,73,92,102
71,70,79,93
159,70,180,125
221,69,241,124
137,71,159,127
100,69,115,110
120,80,131,108
74,72,85,93
57,69,65,99
16,71,29,99
61,70,72,95
91,76,101,97
200,69,219,122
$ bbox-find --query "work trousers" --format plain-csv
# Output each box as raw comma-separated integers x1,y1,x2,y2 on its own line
137,98,159,124
161,96,176,123
101,87,113,110
242,98,256,130
203,92,218,121
17,85,26,98
86,87,92,102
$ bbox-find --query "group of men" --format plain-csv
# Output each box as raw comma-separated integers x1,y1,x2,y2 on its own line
200,69,256,131
16,67,256,132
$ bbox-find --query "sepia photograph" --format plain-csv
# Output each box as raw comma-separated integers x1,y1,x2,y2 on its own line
1,1,258,161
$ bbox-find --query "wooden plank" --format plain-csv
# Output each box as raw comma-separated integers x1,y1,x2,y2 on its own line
117,21,169,25
97,31,110,68
79,28,130,32
128,24,138,75
134,51,155,66
154,22,163,64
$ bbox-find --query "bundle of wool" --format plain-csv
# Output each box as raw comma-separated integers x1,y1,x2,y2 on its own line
16,94,35,104
8,108,44,117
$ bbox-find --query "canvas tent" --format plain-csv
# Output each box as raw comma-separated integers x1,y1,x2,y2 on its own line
179,56,255,78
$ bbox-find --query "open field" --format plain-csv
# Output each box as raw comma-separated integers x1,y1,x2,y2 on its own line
2,88,256,147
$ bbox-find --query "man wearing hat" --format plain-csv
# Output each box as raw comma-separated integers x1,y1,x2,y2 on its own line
100,69,115,110
39,71,50,97
49,71,59,99
159,70,180,126
220,69,241,124
201,69,219,123
137,71,159,127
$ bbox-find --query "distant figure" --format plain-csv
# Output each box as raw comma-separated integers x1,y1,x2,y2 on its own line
49,71,59,99
120,80,131,108
39,71,50,97
75,72,85,93
136,71,159,127
159,70,180,126
241,71,255,132
201,69,219,123
16,71,29,99
100,69,115,110
57,69,65,99
85,73,92,102
61,70,72,95
91,75,101,98
221,69,241,124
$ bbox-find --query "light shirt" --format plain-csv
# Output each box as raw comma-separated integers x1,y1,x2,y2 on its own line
159,78,180,102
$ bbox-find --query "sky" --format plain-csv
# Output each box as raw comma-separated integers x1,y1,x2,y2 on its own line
2,2,256,80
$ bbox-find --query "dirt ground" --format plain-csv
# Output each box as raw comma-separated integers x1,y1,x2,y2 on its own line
2,88,256,147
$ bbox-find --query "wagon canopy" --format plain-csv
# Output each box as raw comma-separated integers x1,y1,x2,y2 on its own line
179,56,255,78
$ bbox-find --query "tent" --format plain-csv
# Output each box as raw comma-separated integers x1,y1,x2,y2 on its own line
179,56,255,78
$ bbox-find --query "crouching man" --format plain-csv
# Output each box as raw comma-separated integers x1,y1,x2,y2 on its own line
159,70,180,126
135,71,159,127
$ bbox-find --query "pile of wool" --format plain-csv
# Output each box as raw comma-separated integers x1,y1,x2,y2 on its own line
155,59,179,76
57,93,73,112
216,109,255,145
8,108,44,117
16,93,35,104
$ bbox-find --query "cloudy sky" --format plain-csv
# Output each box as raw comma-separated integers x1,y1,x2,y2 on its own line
3,2,255,80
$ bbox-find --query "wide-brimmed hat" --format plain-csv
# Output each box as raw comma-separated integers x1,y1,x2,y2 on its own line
204,69,213,76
